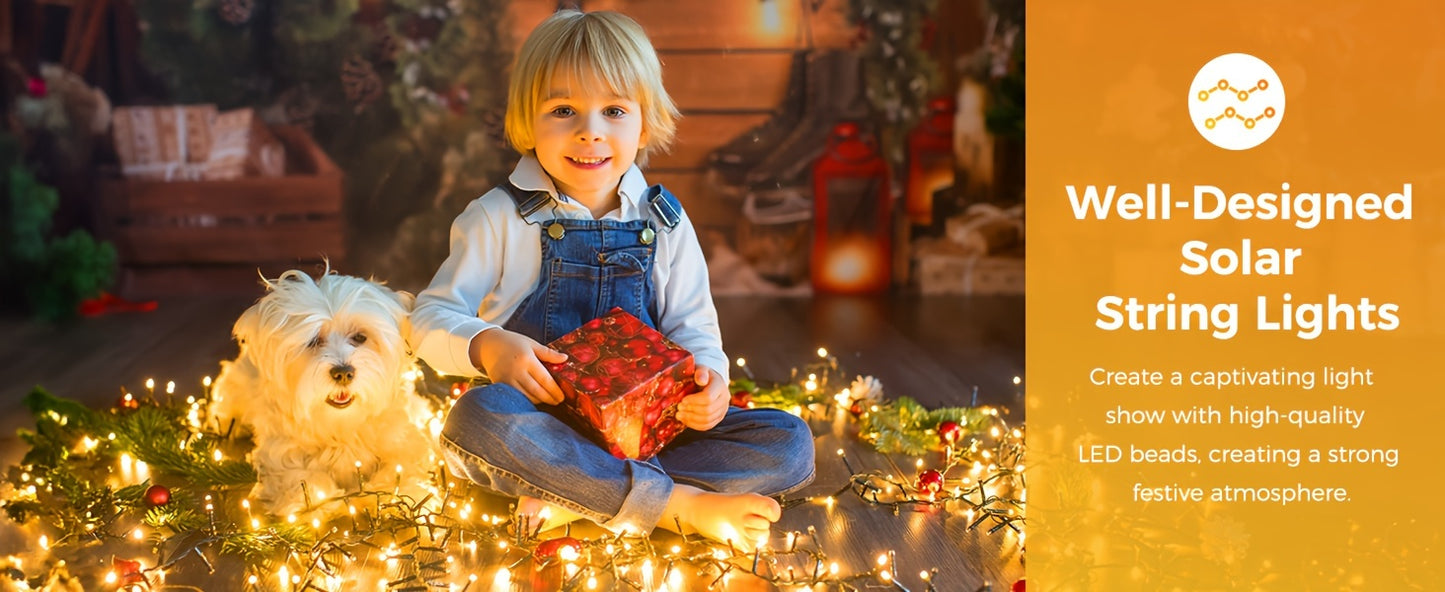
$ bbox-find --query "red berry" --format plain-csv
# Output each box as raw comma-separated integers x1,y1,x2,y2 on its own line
569,343,599,364
613,320,641,337
627,370,653,387
117,394,141,411
450,381,471,398
599,358,627,377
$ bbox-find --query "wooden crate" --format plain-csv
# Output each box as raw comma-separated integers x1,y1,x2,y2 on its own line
96,126,344,298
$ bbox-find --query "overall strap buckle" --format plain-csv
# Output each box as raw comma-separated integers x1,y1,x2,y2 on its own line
500,182,554,221
643,184,684,232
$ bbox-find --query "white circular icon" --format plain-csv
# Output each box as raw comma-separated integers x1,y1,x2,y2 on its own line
1188,53,1285,150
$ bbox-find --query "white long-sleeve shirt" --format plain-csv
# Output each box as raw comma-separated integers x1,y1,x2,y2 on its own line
412,155,729,382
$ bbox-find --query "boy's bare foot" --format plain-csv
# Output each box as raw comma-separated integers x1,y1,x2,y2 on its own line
658,484,781,552
516,496,585,532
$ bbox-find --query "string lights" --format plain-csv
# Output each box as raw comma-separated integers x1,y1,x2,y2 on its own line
1,350,1024,590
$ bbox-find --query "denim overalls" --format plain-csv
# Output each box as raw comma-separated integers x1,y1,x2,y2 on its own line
439,182,816,532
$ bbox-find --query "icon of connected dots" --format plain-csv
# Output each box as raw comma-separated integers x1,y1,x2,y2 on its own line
1188,53,1284,150
1196,78,1277,131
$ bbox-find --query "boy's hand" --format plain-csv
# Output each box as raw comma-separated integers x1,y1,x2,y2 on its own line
677,367,729,431
471,328,567,405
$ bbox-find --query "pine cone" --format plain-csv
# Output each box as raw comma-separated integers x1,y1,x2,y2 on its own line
340,56,384,114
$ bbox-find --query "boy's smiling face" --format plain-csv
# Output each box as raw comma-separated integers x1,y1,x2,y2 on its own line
532,71,647,211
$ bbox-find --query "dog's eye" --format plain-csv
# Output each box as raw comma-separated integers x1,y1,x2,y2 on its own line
307,336,325,348
351,333,368,345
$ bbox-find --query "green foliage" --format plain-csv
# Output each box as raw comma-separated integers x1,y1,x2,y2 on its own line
984,38,1025,139
20,387,257,489
219,522,315,562
860,396,990,456
848,0,943,167
0,142,116,321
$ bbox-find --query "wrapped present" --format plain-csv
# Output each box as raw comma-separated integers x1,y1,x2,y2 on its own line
111,105,216,180
544,308,698,460
205,108,286,180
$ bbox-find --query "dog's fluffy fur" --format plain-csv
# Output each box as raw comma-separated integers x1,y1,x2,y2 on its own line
211,270,434,515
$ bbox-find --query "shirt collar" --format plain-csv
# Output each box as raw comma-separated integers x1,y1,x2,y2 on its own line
507,154,649,222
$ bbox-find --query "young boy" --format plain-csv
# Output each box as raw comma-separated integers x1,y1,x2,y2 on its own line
411,10,815,549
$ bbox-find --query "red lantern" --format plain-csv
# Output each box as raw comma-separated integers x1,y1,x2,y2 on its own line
905,97,956,226
811,122,892,294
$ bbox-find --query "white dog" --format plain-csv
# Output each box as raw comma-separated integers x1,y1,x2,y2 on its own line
211,269,435,515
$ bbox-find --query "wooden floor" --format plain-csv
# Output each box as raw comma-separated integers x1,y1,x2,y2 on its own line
0,293,1024,590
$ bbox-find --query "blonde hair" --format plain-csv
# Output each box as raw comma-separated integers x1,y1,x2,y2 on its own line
505,10,680,165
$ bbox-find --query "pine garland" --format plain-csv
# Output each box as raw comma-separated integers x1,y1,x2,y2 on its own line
858,395,993,456
20,388,256,489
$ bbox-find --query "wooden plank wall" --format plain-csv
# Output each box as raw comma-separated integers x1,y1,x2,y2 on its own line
506,0,855,235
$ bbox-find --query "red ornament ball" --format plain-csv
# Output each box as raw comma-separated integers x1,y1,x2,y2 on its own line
938,420,963,444
533,536,582,563
1012,578,1026,592
26,76,47,98
916,469,944,497
848,401,864,417
144,484,171,507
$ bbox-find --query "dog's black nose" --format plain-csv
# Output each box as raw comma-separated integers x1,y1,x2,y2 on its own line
330,364,355,385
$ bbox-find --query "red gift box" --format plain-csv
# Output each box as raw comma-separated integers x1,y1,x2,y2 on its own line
544,308,698,459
